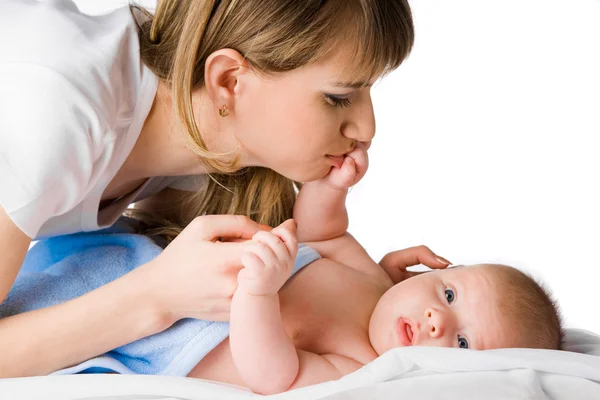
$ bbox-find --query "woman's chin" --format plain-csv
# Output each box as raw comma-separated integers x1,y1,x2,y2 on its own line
284,166,330,183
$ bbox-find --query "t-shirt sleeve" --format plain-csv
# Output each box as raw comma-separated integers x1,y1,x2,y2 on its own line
0,64,99,238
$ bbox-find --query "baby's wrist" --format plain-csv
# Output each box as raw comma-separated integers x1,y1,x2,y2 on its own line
315,177,350,191
233,288,280,306
235,282,281,298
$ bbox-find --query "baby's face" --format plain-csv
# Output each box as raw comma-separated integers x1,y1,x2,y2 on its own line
369,265,520,354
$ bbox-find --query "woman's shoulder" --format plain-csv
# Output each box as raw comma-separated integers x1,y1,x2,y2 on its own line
0,0,154,120
1,0,135,63
0,1,159,239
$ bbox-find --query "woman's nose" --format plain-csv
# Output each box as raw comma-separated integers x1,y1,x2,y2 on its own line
424,308,447,338
342,94,376,143
341,121,375,144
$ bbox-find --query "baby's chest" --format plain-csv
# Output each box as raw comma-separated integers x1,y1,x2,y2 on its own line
188,261,379,382
278,259,380,360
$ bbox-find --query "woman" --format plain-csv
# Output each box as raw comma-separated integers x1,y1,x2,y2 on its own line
0,0,417,376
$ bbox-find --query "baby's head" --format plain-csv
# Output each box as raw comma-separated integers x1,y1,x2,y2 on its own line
369,264,563,354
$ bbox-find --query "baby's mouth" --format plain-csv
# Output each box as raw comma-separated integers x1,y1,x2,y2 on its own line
405,321,414,343
396,318,414,346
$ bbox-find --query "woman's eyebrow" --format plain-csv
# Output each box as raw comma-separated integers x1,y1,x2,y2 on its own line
333,80,371,89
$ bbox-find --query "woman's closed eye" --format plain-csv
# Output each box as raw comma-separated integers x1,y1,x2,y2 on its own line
324,94,352,108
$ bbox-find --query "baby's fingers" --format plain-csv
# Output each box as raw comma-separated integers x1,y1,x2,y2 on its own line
253,231,289,262
336,156,357,186
271,220,299,259
348,145,368,178
247,241,278,267
241,251,265,272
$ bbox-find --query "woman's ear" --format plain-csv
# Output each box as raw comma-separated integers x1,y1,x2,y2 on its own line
204,49,252,115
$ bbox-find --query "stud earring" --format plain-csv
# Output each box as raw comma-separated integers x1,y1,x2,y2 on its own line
218,105,229,118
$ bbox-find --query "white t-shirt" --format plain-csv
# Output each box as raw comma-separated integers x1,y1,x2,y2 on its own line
0,0,204,239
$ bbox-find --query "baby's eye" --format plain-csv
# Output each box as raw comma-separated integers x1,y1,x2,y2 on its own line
458,335,469,349
444,287,455,304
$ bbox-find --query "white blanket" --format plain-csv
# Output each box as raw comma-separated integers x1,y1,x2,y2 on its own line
2,329,599,400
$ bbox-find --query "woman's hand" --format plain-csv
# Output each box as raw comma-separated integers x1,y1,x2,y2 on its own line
379,245,452,284
142,215,267,325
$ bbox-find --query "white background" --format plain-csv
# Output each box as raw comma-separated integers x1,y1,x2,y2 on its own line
75,0,600,334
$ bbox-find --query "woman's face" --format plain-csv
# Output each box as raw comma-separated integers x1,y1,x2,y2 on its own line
231,51,377,182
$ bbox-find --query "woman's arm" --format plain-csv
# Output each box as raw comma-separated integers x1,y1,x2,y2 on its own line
0,213,264,377
0,206,30,304
0,206,166,377
0,262,166,377
0,205,164,377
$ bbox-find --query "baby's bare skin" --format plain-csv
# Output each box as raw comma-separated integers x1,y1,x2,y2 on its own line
188,234,391,385
188,228,514,392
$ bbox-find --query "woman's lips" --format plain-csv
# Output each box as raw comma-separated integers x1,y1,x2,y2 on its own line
396,318,414,346
327,154,345,169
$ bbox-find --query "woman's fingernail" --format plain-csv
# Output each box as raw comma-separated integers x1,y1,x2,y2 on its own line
435,256,451,265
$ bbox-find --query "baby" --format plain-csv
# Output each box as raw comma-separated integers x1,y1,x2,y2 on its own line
1,145,563,393
186,146,564,394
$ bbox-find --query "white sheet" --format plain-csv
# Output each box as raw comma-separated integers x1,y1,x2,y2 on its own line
2,329,599,400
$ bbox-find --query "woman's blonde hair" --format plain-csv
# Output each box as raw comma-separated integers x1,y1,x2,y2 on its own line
131,0,414,239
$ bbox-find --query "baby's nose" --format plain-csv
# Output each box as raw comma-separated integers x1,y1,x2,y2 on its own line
424,308,446,338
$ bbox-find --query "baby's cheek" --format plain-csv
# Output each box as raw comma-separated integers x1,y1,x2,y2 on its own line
419,334,453,349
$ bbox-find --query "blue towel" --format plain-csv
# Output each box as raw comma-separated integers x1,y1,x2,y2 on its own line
0,218,321,376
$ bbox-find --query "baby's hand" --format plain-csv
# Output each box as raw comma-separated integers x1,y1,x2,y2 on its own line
237,220,298,296
379,245,452,284
322,142,369,190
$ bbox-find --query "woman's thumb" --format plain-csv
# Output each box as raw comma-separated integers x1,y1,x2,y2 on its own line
271,219,297,239
279,219,297,233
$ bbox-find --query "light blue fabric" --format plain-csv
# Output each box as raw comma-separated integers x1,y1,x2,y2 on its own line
0,219,321,376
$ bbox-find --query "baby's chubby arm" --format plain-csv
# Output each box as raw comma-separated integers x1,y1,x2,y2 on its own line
229,221,363,394
230,220,300,394
294,143,368,243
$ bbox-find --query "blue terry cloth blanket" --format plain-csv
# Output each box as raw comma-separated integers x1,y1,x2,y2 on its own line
0,218,321,376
